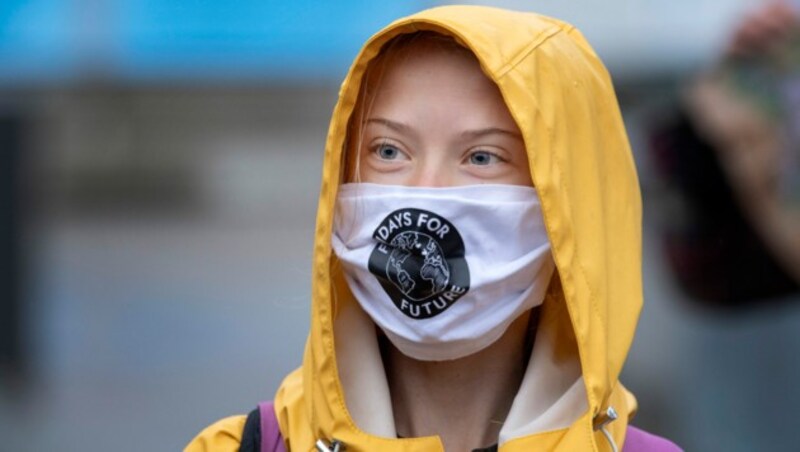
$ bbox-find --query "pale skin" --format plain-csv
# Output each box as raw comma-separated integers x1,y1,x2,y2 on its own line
349,39,536,451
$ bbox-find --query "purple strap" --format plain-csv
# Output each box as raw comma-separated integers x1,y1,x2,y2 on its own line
258,401,287,452
623,426,682,452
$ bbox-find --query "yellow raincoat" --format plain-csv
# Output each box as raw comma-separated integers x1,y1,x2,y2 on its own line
188,5,644,451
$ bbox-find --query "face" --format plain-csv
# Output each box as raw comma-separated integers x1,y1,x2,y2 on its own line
350,40,533,187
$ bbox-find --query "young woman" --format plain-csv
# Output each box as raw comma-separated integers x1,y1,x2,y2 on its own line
188,5,680,451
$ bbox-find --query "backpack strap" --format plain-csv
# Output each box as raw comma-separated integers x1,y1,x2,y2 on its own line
239,401,286,452
259,401,287,452
623,426,682,451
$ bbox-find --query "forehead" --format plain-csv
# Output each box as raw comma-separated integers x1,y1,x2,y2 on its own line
370,36,483,87
362,36,514,125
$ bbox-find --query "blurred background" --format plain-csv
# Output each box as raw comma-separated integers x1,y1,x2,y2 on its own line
2,0,800,450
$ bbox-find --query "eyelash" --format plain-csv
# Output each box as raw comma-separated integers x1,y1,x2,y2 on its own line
469,149,496,164
367,141,508,166
464,149,508,167
370,142,406,161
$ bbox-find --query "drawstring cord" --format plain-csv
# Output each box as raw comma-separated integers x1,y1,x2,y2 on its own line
593,406,620,452
315,438,345,452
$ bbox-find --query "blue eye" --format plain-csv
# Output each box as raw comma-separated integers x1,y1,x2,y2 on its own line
377,144,401,160
469,150,498,165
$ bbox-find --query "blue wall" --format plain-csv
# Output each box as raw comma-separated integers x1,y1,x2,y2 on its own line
0,0,431,83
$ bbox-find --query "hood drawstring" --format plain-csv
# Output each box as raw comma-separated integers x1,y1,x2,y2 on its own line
315,438,346,452
593,406,620,452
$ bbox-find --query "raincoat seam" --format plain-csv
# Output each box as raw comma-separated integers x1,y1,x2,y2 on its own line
552,153,603,445
540,24,607,416
496,24,564,79
538,110,608,437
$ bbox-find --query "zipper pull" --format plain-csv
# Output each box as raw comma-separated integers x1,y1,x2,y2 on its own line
315,438,346,452
592,406,619,431
593,407,620,452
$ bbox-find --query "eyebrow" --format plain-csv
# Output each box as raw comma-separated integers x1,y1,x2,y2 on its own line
460,127,523,141
365,117,413,134
366,117,522,141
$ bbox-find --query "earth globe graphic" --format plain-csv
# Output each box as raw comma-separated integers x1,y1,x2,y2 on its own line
386,231,450,301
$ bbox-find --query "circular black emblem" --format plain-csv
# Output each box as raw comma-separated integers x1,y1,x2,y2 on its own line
368,208,470,319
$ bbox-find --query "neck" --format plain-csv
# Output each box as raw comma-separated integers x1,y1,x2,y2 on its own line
383,310,536,452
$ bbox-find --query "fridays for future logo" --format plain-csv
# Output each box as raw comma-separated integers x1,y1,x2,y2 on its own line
368,208,470,319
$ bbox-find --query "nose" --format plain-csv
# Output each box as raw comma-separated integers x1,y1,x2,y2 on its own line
407,156,454,187
408,167,452,187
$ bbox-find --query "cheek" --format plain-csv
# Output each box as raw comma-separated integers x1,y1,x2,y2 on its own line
360,165,407,185
504,151,534,187
460,159,534,186
512,164,534,187
500,168,533,187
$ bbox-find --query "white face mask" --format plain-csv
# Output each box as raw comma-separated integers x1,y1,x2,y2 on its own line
331,183,555,361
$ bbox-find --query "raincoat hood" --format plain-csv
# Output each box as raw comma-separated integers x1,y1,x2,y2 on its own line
274,5,642,451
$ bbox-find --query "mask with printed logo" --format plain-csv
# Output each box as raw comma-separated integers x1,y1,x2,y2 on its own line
332,183,555,361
